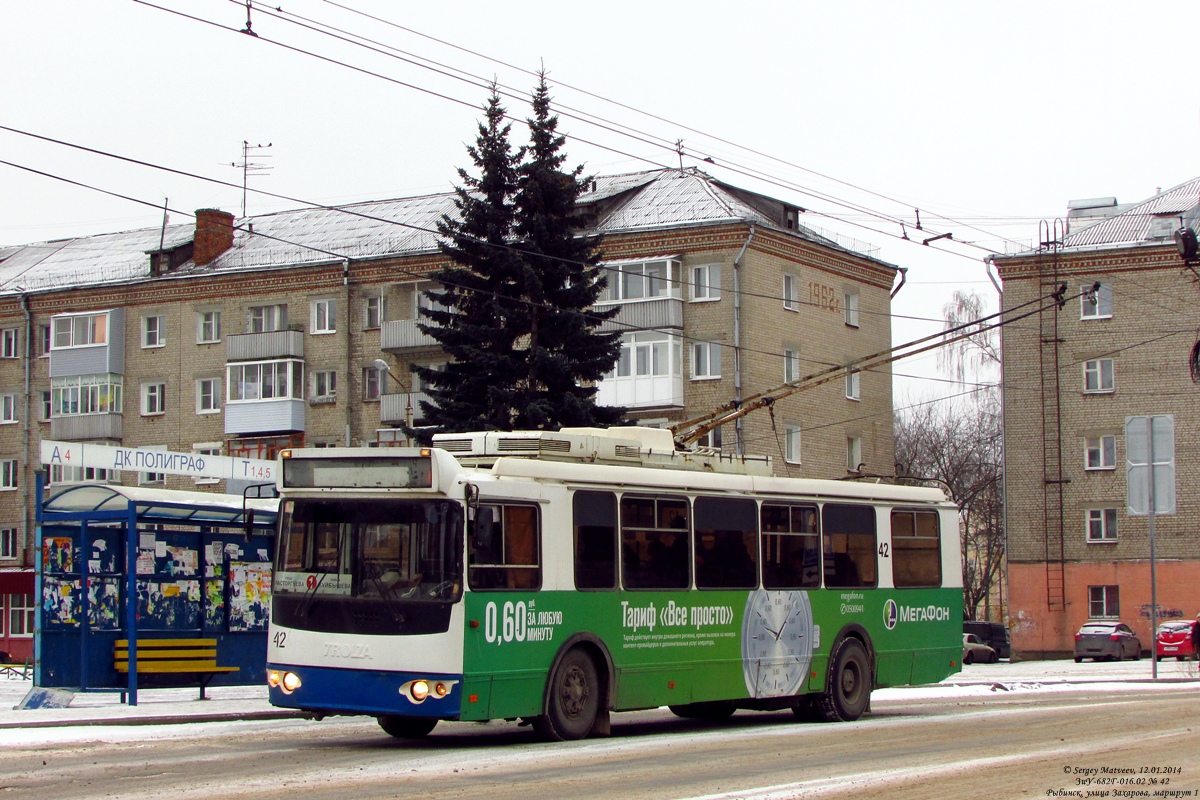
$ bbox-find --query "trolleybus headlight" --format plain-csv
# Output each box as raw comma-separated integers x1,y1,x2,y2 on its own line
410,679,430,702
434,682,448,697
281,672,302,694
267,670,282,688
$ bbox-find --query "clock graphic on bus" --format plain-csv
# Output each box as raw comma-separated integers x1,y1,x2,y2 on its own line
741,589,814,698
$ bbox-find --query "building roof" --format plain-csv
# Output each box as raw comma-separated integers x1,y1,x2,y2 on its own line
0,168,887,296
1058,176,1200,251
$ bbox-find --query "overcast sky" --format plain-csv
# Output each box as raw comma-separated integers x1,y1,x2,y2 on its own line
3,1,1197,402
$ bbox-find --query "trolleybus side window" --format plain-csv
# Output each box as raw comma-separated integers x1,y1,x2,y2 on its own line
573,491,618,590
469,504,541,591
822,503,877,588
890,509,941,588
621,495,689,590
761,502,820,589
693,496,757,589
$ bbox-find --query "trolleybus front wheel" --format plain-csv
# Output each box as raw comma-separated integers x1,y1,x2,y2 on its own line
534,648,600,741
816,638,871,723
377,715,438,739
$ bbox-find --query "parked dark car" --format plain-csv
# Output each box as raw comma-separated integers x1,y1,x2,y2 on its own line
963,620,1011,659
1155,620,1200,661
1073,621,1141,662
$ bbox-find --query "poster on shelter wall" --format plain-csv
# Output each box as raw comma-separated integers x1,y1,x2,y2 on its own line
43,538,74,574
42,577,80,625
229,562,272,632
87,578,121,629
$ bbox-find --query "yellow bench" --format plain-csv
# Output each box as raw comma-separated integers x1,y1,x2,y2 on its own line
115,638,239,699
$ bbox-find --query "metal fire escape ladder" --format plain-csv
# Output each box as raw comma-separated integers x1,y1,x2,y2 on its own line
1037,220,1068,611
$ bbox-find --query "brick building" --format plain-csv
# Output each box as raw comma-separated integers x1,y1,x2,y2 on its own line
993,179,1200,658
0,167,902,659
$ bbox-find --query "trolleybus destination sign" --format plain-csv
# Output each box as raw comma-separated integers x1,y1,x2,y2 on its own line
40,440,277,483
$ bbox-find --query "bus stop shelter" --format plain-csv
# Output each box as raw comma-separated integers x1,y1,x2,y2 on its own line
36,478,278,705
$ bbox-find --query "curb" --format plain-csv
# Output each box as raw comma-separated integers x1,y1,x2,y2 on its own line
0,708,310,730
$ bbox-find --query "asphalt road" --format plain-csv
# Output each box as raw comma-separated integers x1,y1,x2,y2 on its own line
2,684,1197,800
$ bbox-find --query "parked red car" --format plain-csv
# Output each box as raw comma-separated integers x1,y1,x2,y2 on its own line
1155,620,1200,661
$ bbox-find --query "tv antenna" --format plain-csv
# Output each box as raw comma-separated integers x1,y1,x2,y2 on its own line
230,140,273,217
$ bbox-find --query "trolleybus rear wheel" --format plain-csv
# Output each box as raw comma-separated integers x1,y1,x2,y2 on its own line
534,648,600,741
815,638,870,723
377,715,438,738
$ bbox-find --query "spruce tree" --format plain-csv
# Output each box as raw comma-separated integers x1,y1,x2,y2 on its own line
510,72,624,428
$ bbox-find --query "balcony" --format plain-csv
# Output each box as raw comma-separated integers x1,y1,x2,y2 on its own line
50,413,123,441
227,330,304,362
225,400,305,436
595,297,683,333
381,319,439,352
49,308,126,378
381,392,432,426
596,374,683,410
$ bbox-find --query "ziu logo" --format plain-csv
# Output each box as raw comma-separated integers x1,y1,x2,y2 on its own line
323,643,373,660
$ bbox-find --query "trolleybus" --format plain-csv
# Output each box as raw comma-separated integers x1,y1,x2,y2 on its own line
266,427,962,740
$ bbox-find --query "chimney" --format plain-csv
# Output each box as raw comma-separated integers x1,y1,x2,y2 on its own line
193,208,235,266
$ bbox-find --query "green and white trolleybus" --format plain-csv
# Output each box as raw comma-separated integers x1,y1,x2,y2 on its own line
266,427,963,740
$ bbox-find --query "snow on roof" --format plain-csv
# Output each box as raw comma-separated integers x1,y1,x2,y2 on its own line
1060,176,1200,250
0,168,883,296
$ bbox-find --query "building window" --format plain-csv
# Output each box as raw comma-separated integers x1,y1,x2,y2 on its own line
600,259,680,302
142,383,167,415
139,445,166,485
363,366,381,401
1086,508,1118,543
692,342,721,379
312,299,337,334
198,310,221,343
52,312,107,348
0,528,15,560
845,367,861,400
1081,283,1113,319
1083,358,1114,393
785,425,801,464
49,463,118,485
37,324,50,357
690,264,720,302
784,349,801,383
196,378,221,414
846,436,862,473
51,375,123,416
193,444,221,485
142,316,165,348
783,274,799,311
0,395,15,424
0,329,18,359
364,296,386,329
39,391,50,422
609,332,682,380
312,370,337,400
696,425,722,450
1085,435,1116,470
8,593,33,637
845,291,860,328
227,360,304,402
1088,585,1119,618
248,304,286,333
0,460,17,490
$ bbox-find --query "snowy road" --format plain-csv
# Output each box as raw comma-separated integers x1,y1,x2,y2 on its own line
1,681,1197,799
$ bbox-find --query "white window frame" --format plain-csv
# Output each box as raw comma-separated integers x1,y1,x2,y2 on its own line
364,296,386,329
690,264,721,302
692,341,721,380
363,366,382,401
846,436,862,473
785,425,802,464
0,329,18,359
197,310,221,344
51,374,123,417
196,378,221,414
8,593,33,637
142,315,166,348
227,360,304,403
52,312,108,349
139,445,167,486
696,426,722,450
248,304,285,333
784,349,801,384
845,367,861,401
0,460,17,490
1085,435,1116,470
0,528,15,560
609,332,682,380
0,395,16,424
192,443,222,485
1083,358,1114,393
783,274,799,311
1086,508,1118,543
312,299,337,334
39,390,50,423
142,382,166,416
845,291,860,328
37,324,50,358
312,370,337,400
1088,585,1119,618
599,259,680,303
49,463,119,486
1081,283,1113,320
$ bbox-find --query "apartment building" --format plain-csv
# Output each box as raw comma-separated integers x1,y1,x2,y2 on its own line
993,179,1200,658
0,167,902,659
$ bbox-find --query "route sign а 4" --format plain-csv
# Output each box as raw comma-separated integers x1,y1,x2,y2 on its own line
458,586,960,722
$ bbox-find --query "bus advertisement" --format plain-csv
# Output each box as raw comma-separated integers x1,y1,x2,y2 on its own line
265,429,962,741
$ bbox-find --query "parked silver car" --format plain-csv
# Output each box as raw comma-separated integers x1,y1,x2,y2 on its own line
1073,621,1141,662
962,633,998,664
